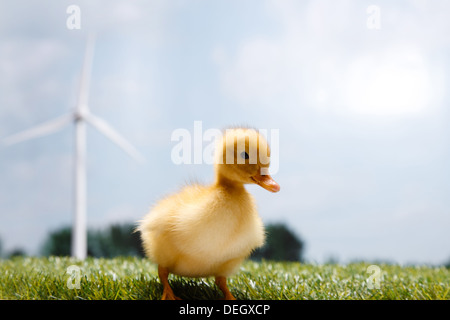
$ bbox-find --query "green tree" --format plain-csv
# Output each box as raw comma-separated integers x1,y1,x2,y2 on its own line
41,227,72,256
41,223,144,257
8,248,27,258
89,224,144,258
251,223,304,262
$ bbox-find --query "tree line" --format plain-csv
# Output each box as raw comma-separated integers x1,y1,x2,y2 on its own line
0,222,305,262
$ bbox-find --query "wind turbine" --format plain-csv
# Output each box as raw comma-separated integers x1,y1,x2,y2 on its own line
2,36,145,260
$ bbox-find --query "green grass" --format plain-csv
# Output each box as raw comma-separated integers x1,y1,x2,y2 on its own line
0,256,448,300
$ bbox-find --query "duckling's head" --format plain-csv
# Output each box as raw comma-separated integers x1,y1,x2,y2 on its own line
214,128,280,192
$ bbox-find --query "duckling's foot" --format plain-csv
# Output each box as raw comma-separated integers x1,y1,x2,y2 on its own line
158,265,182,300
215,276,236,300
161,288,182,300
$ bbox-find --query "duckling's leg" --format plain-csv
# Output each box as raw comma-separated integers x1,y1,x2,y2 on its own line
158,265,181,300
215,276,236,300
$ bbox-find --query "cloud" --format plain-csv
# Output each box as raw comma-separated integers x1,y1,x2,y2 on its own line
214,38,287,104
213,0,360,106
341,47,442,116
213,0,449,118
0,38,69,130
1,0,449,264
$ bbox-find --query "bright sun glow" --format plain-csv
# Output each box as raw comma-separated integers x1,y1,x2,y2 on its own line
344,51,433,116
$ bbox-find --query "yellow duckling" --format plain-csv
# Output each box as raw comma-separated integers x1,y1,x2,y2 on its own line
137,127,280,300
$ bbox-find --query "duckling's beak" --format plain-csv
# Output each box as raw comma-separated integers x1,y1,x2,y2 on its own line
251,173,280,193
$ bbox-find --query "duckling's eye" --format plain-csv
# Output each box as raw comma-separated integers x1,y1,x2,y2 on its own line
240,151,249,160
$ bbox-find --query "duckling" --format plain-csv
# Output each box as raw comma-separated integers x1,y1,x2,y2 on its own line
137,127,280,300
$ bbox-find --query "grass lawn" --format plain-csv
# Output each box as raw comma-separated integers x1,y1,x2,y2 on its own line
0,256,448,300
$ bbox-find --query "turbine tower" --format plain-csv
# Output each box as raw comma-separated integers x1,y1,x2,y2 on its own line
2,36,145,259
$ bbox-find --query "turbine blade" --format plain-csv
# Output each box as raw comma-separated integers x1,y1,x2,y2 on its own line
2,114,72,146
77,34,95,111
84,113,145,163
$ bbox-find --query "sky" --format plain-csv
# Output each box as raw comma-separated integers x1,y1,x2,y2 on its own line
0,0,449,265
